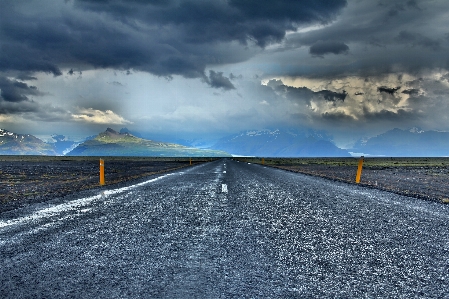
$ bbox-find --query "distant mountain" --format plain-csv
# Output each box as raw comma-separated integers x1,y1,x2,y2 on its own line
47,134,96,156
0,129,57,155
48,135,76,155
119,128,218,149
210,129,351,157
119,127,142,138
352,127,449,156
68,128,231,157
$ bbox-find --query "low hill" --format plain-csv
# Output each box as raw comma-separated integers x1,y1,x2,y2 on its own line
68,128,231,157
210,129,351,157
0,129,57,155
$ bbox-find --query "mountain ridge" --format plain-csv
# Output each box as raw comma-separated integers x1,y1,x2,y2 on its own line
351,127,449,156
0,129,57,155
68,128,231,157
210,128,351,157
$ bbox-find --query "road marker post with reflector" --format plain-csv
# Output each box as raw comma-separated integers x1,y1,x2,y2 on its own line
355,156,364,184
99,159,105,186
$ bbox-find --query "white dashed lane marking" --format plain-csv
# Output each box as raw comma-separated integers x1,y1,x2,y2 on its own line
222,184,228,193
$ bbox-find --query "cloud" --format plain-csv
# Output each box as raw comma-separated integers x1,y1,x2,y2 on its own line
278,0,449,79
309,41,349,56
401,88,420,95
0,0,347,82
362,107,418,122
0,77,44,102
206,71,235,90
72,108,132,124
266,79,347,104
0,75,72,121
316,90,347,102
377,86,401,95
395,30,441,51
108,81,124,87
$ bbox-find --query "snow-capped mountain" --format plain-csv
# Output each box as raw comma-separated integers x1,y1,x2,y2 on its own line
210,128,350,157
0,129,57,155
351,127,449,156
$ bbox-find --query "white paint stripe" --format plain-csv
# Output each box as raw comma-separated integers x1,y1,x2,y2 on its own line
223,171,226,173
0,173,174,229
222,184,228,193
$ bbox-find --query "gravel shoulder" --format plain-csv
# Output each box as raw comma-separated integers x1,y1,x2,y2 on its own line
0,156,207,213
237,157,449,204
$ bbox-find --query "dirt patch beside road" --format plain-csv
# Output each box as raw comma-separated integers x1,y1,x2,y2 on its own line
0,156,208,213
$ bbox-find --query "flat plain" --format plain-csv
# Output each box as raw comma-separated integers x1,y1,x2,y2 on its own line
241,157,449,204
1,156,449,213
0,156,211,212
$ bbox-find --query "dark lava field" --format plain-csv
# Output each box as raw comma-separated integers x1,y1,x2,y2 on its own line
1,156,449,213
0,156,200,213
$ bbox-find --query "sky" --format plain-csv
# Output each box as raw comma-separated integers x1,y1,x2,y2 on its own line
1,0,449,148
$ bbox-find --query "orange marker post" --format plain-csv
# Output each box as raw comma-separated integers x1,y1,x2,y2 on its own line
190,158,192,165
262,158,265,165
355,156,364,184
99,159,105,186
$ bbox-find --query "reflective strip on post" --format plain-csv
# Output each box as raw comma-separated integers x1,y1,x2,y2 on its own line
355,156,364,184
99,159,105,186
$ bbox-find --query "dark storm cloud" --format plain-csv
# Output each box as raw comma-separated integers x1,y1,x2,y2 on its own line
321,111,354,122
362,107,418,122
401,88,420,95
440,73,449,82
281,0,449,79
229,73,242,80
406,0,420,10
0,76,70,119
16,74,37,81
387,3,406,17
395,31,441,51
266,79,346,103
0,77,43,102
75,0,347,46
206,71,235,90
377,86,401,95
316,90,347,102
309,41,349,56
0,0,347,84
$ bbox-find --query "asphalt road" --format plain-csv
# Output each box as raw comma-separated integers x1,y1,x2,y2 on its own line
1,159,449,298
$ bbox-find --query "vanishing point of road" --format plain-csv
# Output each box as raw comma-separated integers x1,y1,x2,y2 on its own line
1,159,448,298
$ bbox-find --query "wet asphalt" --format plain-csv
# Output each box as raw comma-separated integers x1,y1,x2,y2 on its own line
1,158,449,298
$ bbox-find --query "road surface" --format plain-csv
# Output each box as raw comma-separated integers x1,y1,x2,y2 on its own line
1,159,448,298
